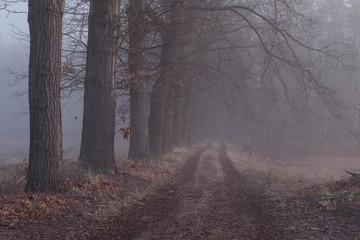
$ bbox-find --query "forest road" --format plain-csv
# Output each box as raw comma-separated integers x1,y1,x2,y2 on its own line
109,142,284,240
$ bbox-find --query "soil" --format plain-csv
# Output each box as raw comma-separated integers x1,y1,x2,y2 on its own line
1,142,360,239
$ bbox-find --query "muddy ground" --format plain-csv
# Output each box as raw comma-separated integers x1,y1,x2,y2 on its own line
1,142,360,239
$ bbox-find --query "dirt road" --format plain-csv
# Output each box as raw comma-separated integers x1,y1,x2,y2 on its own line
95,142,284,240
2,141,360,239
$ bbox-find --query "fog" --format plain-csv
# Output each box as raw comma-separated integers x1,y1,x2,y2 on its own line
2,1,360,237
0,8,28,160
1,0,360,163
0,43,28,142
0,6,87,161
0,41,85,160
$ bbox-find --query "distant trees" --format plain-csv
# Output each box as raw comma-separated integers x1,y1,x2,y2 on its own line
61,0,89,94
127,0,149,160
25,0,65,192
3,0,359,191
148,0,182,156
189,0,358,143
79,0,121,173
125,0,196,157
124,0,353,153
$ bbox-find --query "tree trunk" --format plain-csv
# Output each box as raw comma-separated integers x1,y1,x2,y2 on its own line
172,85,184,147
148,1,181,157
26,0,65,193
163,103,173,153
148,40,177,156
182,81,193,147
127,0,150,160
79,0,120,173
148,85,165,156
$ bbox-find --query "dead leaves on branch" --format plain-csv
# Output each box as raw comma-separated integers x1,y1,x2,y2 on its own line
118,114,134,140
62,61,77,75
119,126,134,140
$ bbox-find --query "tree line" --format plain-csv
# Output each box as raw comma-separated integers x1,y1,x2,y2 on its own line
1,0,358,192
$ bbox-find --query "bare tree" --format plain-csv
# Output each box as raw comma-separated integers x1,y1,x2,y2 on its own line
0,0,26,13
61,0,89,95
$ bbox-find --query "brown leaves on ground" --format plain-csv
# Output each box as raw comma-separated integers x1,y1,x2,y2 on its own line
0,194,78,228
1,143,360,239
0,148,193,239
66,175,121,193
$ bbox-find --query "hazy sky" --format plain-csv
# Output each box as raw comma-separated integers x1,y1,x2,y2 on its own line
0,4,129,159
0,4,28,142
0,3,85,157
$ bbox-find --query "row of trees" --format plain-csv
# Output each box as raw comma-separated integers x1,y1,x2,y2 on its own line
1,0,357,192
26,0,121,192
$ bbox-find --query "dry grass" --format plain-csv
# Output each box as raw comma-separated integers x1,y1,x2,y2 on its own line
199,141,225,180
226,141,360,190
93,145,198,219
0,145,197,226
0,140,28,163
118,146,196,184
0,159,27,195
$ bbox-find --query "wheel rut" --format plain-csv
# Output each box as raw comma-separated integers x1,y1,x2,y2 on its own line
203,143,284,240
134,144,219,240
97,142,284,240
97,146,207,240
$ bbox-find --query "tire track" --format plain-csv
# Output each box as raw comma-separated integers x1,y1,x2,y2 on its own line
93,142,284,239
95,146,207,240
134,143,221,240
203,142,284,240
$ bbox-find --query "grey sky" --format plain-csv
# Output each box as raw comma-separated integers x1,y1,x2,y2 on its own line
0,3,85,158
0,3,28,142
0,3,129,160
0,3,29,160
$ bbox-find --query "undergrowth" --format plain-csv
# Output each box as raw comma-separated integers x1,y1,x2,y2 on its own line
226,141,360,190
0,144,199,229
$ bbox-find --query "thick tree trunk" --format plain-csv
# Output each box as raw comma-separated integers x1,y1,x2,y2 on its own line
149,1,182,156
148,40,176,156
170,2,191,148
79,0,120,173
182,82,193,147
148,91,164,156
127,0,150,160
172,85,184,147
26,0,65,193
225,119,235,142
162,104,173,153
171,49,186,148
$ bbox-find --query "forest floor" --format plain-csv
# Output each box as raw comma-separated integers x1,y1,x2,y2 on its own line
0,140,360,239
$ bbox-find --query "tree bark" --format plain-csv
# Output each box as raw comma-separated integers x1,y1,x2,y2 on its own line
79,0,120,173
148,36,177,156
127,0,150,160
148,1,181,156
182,81,193,147
172,85,184,147
26,0,65,193
148,86,165,156
162,103,173,153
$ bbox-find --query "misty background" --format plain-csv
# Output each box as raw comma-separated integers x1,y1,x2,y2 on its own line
0,4,90,161
2,1,360,162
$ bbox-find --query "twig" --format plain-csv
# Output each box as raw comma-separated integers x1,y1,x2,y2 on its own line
2,175,26,196
345,170,360,178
